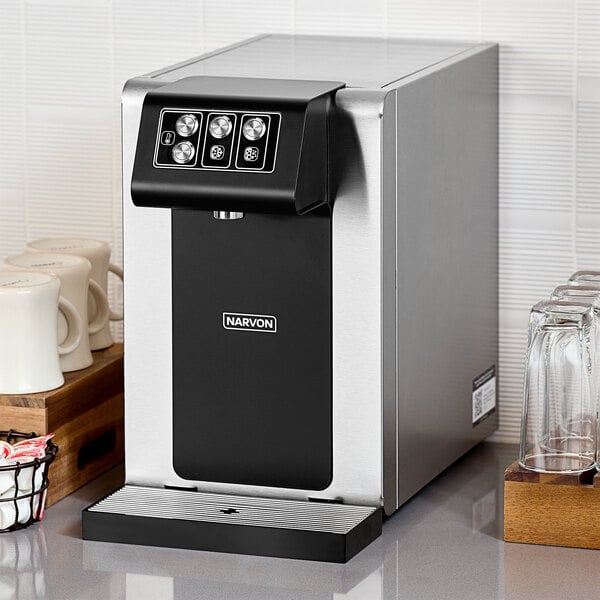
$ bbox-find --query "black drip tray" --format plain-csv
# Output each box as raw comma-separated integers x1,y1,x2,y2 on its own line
82,485,382,563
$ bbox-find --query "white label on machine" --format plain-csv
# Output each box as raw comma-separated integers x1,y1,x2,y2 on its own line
472,366,496,425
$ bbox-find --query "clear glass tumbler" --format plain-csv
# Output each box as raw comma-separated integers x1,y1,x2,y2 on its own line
550,288,600,434
552,285,600,304
520,301,597,473
569,271,600,289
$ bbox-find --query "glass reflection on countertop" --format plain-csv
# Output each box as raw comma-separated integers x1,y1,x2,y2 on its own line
0,525,47,599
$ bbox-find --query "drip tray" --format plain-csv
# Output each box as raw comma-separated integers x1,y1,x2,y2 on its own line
82,485,382,563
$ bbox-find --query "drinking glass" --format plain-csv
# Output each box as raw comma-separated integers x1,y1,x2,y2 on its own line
552,285,600,304
569,271,600,289
550,288,600,434
520,301,596,473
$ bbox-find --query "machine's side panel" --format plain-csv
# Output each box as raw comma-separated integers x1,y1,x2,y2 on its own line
393,46,499,507
381,92,398,515
330,89,387,508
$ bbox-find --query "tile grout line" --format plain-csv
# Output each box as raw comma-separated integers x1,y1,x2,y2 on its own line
22,0,29,245
572,0,580,270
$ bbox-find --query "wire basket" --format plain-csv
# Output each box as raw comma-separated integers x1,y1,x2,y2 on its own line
0,430,58,533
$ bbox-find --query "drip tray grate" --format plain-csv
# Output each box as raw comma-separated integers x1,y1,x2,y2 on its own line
82,485,382,563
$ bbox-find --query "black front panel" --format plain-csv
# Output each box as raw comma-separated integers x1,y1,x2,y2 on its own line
172,210,332,490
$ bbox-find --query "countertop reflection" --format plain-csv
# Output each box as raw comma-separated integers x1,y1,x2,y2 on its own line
1,442,597,600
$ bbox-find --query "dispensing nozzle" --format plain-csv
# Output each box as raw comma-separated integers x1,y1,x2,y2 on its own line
213,211,244,220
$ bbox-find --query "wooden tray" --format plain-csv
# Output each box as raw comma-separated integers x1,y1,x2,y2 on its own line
504,460,600,550
0,344,124,506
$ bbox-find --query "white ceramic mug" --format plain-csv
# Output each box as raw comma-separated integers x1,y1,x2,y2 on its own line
3,253,109,372
25,238,123,350
0,271,82,394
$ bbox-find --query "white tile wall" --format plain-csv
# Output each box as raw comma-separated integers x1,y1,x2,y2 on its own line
0,0,598,442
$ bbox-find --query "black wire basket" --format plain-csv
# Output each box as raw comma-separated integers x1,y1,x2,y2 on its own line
0,430,58,533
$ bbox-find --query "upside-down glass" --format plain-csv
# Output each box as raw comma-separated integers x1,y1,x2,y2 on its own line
552,285,600,304
569,271,600,289
520,301,597,473
550,287,600,436
551,287,600,361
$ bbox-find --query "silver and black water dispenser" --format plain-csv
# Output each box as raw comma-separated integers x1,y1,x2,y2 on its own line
83,35,499,563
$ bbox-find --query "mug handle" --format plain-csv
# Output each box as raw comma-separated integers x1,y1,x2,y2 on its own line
88,279,110,335
57,297,83,356
108,263,124,321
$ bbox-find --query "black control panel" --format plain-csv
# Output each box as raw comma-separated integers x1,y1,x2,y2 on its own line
131,77,345,214
154,109,280,173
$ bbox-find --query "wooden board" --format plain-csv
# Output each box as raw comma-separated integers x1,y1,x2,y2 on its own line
0,344,124,506
504,461,600,550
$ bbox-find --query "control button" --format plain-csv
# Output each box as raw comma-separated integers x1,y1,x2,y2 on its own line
209,145,226,160
175,114,199,137
172,141,195,164
209,115,232,139
242,117,266,141
161,131,175,145
243,146,259,162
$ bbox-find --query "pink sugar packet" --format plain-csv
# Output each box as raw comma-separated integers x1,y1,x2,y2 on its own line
13,434,54,449
0,441,11,460
9,447,46,462
37,489,48,521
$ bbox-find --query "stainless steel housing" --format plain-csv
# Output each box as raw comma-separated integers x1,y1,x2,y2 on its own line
122,35,498,516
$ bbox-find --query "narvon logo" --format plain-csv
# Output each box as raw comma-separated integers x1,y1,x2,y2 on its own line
223,312,277,333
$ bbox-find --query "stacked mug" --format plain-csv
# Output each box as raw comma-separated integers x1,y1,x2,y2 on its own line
519,271,600,474
0,239,123,395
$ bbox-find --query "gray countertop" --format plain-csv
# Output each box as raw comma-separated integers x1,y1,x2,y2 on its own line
1,442,598,600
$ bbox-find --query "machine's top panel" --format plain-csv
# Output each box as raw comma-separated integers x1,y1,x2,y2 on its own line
148,34,479,89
